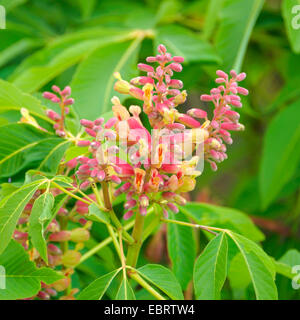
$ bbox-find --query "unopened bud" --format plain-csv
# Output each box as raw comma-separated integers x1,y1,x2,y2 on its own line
70,228,90,243
61,250,81,267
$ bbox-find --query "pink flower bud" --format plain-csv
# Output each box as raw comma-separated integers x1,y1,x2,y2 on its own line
169,63,182,72
46,109,60,121
123,210,134,220
80,119,94,128
236,86,249,95
236,72,246,81
124,199,137,210
97,170,105,181
139,195,149,207
129,87,144,100
230,100,242,107
178,114,201,128
66,158,77,169
80,181,90,190
211,120,219,129
104,117,117,129
37,291,50,300
210,161,218,171
167,202,179,213
137,63,154,73
158,44,167,54
216,70,228,79
230,70,237,78
64,98,74,106
94,118,104,125
85,128,96,137
52,85,61,93
146,56,157,63
43,92,56,100
139,206,147,216
173,56,184,63
55,130,65,137
168,79,183,89
111,175,121,184
47,244,62,256
61,86,71,96
77,140,91,147
51,97,61,104
200,94,213,101
49,231,71,242
187,108,207,119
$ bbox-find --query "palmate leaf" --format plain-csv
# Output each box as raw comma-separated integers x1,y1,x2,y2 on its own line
29,192,54,263
0,123,66,177
227,231,278,300
167,211,196,290
88,203,110,224
137,264,184,300
259,99,300,209
0,240,62,300
0,179,46,255
77,269,120,300
181,202,264,242
155,25,220,63
194,232,228,300
71,39,142,119
215,0,264,72
275,249,300,279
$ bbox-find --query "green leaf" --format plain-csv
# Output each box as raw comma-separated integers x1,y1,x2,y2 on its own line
71,38,142,119
228,252,251,290
0,179,46,254
0,240,62,300
0,79,50,123
155,25,220,63
37,140,71,174
77,269,120,300
282,0,300,53
181,202,264,242
259,100,300,209
115,279,136,300
0,123,66,177
64,145,89,163
10,29,131,93
88,203,110,224
137,264,184,300
194,232,228,300
275,249,300,279
167,211,196,290
227,231,278,300
215,0,264,72
202,0,224,40
29,192,54,263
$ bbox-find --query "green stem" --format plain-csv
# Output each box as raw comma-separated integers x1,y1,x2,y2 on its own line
126,212,145,267
52,182,91,205
129,271,165,300
161,218,218,235
100,181,134,243
77,220,135,266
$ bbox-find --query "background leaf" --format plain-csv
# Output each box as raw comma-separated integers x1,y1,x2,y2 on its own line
71,38,141,119
259,99,300,209
215,0,265,72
